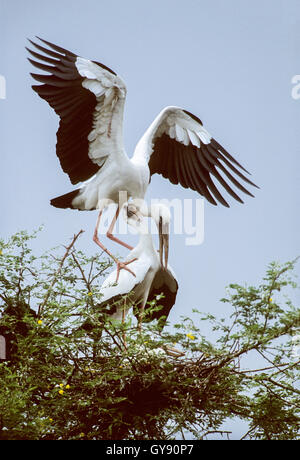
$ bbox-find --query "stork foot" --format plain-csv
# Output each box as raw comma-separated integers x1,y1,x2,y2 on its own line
115,258,138,282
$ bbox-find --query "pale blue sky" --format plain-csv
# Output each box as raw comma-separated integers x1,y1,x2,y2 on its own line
1,0,300,438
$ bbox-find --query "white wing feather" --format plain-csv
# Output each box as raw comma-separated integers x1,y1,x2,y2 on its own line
75,57,127,165
133,106,212,164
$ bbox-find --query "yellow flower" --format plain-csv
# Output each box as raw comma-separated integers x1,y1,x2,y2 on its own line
186,333,195,340
79,433,85,438
58,389,64,395
65,384,70,389
37,320,43,325
87,292,93,297
269,297,273,303
59,383,64,388
49,418,53,422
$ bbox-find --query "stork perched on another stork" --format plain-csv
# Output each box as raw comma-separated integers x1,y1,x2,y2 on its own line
27,37,258,278
94,203,178,331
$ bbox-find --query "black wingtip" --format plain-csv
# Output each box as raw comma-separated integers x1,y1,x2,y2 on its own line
36,36,49,42
27,38,36,47
31,85,42,94
35,36,50,45
29,38,41,47
35,36,76,57
211,138,251,176
30,72,41,80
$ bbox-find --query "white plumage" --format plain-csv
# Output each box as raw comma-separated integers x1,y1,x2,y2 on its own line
96,203,177,330
27,37,258,277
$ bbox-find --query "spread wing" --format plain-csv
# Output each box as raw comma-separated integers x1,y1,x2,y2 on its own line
133,106,258,206
27,37,127,184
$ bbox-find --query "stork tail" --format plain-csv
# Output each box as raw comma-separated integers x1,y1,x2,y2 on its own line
50,189,80,209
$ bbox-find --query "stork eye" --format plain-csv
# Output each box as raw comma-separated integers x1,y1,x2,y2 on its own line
127,209,136,218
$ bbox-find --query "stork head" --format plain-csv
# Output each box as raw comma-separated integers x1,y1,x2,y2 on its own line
123,202,170,270
124,202,144,226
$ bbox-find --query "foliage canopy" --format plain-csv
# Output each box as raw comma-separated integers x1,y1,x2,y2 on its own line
0,230,299,440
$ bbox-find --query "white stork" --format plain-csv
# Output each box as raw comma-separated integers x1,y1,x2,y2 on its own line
27,37,258,277
95,203,177,331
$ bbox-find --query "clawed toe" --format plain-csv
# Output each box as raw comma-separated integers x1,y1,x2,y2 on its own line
115,258,138,282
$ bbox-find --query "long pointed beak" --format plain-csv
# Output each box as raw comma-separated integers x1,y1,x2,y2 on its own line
126,205,143,225
159,218,169,270
163,230,169,270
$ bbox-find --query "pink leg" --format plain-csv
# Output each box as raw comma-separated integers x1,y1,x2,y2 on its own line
106,206,134,251
93,210,137,282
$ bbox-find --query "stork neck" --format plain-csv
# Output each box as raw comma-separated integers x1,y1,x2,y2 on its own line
137,232,156,253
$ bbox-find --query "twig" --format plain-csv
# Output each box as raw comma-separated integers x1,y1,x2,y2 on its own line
38,230,84,316
240,426,256,440
256,349,290,378
199,430,232,440
16,247,25,301
87,258,95,285
272,359,300,377
90,265,113,284
219,322,296,369
71,252,90,289
266,376,300,396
